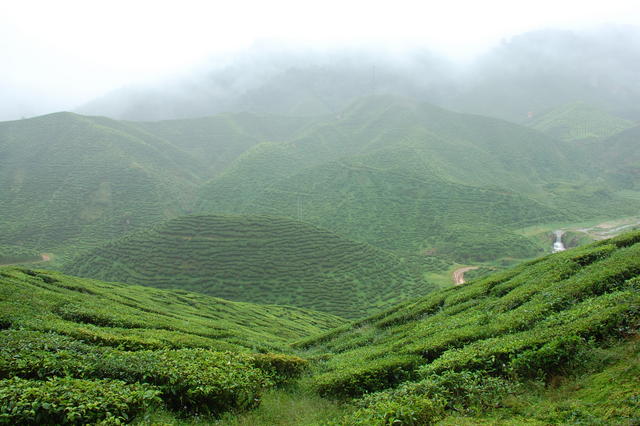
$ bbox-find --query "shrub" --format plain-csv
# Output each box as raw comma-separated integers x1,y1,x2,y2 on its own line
339,393,446,425
336,370,517,425
509,335,586,379
0,332,273,416
95,349,272,414
0,377,160,425
249,353,309,385
314,355,421,398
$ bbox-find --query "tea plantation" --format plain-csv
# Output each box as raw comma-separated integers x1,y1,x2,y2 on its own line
294,231,640,424
64,214,431,318
2,231,640,423
0,266,342,423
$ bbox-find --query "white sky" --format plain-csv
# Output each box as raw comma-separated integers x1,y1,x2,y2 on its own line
1,0,639,119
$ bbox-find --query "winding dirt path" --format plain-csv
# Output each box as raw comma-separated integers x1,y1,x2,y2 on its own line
452,266,479,285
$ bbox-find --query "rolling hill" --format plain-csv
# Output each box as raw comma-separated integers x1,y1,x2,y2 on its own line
63,214,431,318
133,112,319,176
526,102,635,142
3,231,638,424
196,96,639,260
0,111,319,261
0,266,342,353
0,112,202,258
0,266,342,422
295,230,640,424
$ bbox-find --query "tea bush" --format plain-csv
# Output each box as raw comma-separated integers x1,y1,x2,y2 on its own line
0,377,160,425
249,353,309,385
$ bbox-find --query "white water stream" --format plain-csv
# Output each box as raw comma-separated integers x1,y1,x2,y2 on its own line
552,230,566,253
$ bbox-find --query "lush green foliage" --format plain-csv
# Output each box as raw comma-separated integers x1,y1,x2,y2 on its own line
300,232,640,405
3,98,638,266
0,330,269,415
0,377,160,425
0,113,201,259
335,371,519,425
195,97,639,262
0,267,342,352
0,268,335,419
64,214,430,318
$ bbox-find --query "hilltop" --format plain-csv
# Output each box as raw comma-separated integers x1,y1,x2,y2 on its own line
64,214,431,318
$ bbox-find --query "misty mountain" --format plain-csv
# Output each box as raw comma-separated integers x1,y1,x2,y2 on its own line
77,27,640,123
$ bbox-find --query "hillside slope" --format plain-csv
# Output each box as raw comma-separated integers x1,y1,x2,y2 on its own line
584,125,640,191
197,97,639,260
0,266,342,353
296,231,640,424
0,112,201,258
64,214,431,318
0,267,343,422
526,102,635,142
133,112,318,176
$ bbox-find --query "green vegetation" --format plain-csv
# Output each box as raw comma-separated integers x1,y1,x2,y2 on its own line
2,94,640,423
0,112,317,262
293,231,640,424
0,266,344,421
0,267,342,352
2,98,638,267
196,96,639,263
64,214,430,318
527,102,634,142
0,377,160,425
586,125,640,191
3,232,640,423
0,112,202,260
0,245,42,264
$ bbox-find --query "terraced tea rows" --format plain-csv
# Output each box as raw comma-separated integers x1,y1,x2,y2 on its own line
64,215,431,318
0,112,202,258
295,231,640,423
0,267,335,421
0,267,342,352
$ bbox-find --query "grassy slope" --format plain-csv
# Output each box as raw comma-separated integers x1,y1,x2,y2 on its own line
0,113,202,259
0,266,342,353
293,231,640,424
64,214,431,318
526,101,635,142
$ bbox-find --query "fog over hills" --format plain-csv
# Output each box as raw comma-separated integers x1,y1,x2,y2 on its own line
77,27,640,123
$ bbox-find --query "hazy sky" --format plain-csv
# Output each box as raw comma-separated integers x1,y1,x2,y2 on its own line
2,0,639,119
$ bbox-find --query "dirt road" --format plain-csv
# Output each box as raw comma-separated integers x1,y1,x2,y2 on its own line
452,266,479,285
